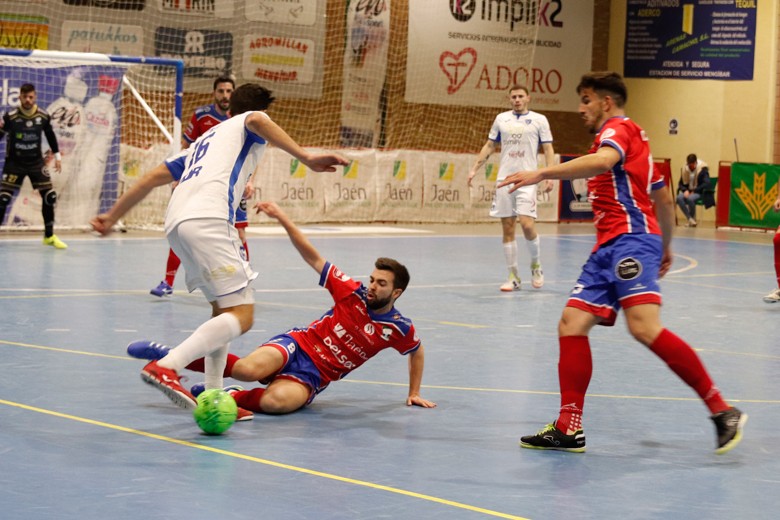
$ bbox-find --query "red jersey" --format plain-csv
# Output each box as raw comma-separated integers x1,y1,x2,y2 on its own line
183,104,229,144
288,262,421,384
587,116,665,249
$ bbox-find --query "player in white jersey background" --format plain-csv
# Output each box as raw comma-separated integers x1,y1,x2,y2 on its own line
468,85,555,292
91,83,350,419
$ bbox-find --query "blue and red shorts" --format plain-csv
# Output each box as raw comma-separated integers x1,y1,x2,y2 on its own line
262,334,325,405
566,233,663,326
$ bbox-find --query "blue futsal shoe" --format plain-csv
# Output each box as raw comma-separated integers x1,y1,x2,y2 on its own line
190,383,244,398
127,340,171,360
150,281,173,297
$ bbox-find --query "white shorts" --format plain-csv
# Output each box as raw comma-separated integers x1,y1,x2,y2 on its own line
167,218,257,305
490,183,538,219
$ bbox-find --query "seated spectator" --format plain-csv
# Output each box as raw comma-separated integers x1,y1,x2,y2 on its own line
677,153,712,227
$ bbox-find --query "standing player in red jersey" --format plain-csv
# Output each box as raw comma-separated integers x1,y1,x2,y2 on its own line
129,201,436,415
150,76,255,297
764,189,780,303
499,71,746,454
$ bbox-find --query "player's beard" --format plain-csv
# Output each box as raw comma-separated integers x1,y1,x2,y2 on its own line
367,294,392,310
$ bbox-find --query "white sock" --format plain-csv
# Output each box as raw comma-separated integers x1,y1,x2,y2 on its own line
526,236,541,265
503,241,518,277
205,343,229,390
159,313,242,372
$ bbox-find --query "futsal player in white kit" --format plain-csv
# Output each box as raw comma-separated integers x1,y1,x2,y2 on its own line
91,84,349,419
468,84,555,291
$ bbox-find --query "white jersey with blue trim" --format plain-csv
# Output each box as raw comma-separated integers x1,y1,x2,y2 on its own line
488,109,552,181
163,112,268,233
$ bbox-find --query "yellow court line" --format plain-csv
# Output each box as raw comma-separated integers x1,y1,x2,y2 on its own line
3,340,780,404
437,320,489,329
0,339,129,360
0,398,529,520
340,379,780,404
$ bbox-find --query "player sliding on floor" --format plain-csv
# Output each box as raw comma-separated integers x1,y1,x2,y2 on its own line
128,201,437,415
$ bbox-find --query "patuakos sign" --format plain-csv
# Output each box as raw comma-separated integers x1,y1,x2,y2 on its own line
729,162,780,229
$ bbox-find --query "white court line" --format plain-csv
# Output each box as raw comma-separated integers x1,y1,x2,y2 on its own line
246,225,431,235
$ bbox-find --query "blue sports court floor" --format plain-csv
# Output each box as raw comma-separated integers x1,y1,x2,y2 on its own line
0,223,777,519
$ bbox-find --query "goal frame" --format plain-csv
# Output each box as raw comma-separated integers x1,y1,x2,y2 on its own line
0,48,184,155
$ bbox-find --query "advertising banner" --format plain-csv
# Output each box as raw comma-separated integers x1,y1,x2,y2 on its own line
0,13,49,50
323,148,378,222
155,27,233,79
241,1,325,99
624,0,757,80
420,152,471,222
375,150,425,222
728,162,780,229
61,21,144,55
340,0,391,147
258,147,326,223
405,1,594,112
245,0,317,25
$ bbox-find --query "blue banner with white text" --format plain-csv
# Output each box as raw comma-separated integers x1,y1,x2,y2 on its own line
624,0,756,80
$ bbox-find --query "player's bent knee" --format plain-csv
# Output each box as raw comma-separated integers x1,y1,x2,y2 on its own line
41,189,57,206
259,391,305,415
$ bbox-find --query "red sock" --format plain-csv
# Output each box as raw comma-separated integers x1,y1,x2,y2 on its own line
243,241,249,261
185,353,240,377
556,336,592,434
165,249,181,286
232,388,265,412
648,329,729,414
773,232,780,287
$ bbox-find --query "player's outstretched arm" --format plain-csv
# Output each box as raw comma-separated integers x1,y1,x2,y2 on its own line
90,162,174,236
245,112,349,172
407,345,436,408
468,139,496,187
254,201,326,274
499,146,619,193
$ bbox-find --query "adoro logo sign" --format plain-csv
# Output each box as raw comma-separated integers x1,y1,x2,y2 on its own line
407,1,592,112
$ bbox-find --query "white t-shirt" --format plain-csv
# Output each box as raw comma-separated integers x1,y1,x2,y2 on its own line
164,112,268,233
488,110,553,181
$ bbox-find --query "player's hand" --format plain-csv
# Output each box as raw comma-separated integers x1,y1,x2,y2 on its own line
658,248,673,278
774,197,780,212
90,215,115,236
497,170,543,193
54,159,62,174
467,170,476,187
254,200,283,219
407,394,437,408
243,179,255,200
303,153,350,172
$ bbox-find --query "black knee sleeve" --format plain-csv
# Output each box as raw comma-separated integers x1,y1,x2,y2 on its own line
41,189,57,207
0,191,13,206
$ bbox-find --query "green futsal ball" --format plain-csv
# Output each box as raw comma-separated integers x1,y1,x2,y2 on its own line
193,389,238,435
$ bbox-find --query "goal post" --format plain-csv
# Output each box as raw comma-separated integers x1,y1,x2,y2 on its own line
0,48,183,231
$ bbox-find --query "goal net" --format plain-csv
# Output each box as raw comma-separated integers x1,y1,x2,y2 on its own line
0,49,182,231
0,1,595,226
